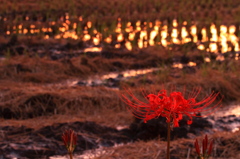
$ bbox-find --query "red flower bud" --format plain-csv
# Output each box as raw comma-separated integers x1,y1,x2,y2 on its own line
194,139,201,156
62,129,77,154
208,139,214,156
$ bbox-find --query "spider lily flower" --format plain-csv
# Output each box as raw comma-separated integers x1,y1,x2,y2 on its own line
62,129,77,154
121,88,221,127
195,135,214,159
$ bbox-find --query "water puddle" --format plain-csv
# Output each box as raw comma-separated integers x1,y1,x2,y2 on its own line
54,67,161,89
209,104,240,133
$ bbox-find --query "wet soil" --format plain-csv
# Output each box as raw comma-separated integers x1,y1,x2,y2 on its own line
1,113,240,158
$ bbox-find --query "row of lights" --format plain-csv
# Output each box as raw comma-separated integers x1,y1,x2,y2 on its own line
4,14,240,60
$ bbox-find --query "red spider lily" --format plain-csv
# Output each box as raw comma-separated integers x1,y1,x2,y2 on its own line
121,88,221,127
195,135,214,159
62,129,77,154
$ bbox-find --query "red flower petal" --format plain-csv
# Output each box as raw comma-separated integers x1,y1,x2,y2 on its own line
121,87,222,127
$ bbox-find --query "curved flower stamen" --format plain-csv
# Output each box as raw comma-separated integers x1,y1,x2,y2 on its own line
121,87,222,127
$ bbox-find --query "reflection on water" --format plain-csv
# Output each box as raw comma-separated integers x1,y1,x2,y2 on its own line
65,67,160,88
2,13,240,57
214,104,240,117
207,103,240,133
101,67,158,80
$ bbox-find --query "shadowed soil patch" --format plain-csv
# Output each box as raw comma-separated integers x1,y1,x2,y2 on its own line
1,116,239,159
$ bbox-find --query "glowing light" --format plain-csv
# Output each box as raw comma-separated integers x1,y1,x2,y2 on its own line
171,20,180,44
54,35,61,39
228,25,238,49
234,43,239,52
220,25,228,53
115,44,121,48
181,26,191,43
187,62,196,67
87,21,92,28
63,31,78,39
149,22,153,28
125,40,132,50
171,28,180,44
3,14,239,58
65,13,69,20
93,36,100,45
220,25,227,34
105,36,112,43
210,23,218,42
59,27,66,32
160,25,168,47
93,29,98,35
18,25,22,30
138,39,143,49
84,47,102,52
30,25,35,29
172,19,178,27
197,44,205,50
115,18,122,33
149,26,158,46
216,54,225,61
82,27,91,41
143,37,148,48
201,28,208,42
79,16,83,21
204,57,211,62
117,33,124,42
44,35,50,39
209,42,218,53
48,28,52,32
65,20,71,25
190,24,197,42
136,21,141,32
83,34,91,41
125,22,132,32
229,25,236,34
35,29,40,33
235,53,239,60
42,28,47,32
128,32,135,41
139,30,147,40
73,23,77,29
172,63,183,69
171,28,178,38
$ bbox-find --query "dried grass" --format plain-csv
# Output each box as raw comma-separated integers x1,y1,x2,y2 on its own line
1,53,240,120
0,80,128,120
82,131,240,159
0,0,239,25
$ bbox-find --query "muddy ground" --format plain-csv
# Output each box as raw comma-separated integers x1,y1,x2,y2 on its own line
0,38,240,159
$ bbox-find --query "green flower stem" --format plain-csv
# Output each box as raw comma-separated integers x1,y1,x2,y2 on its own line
69,153,73,159
167,122,171,159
